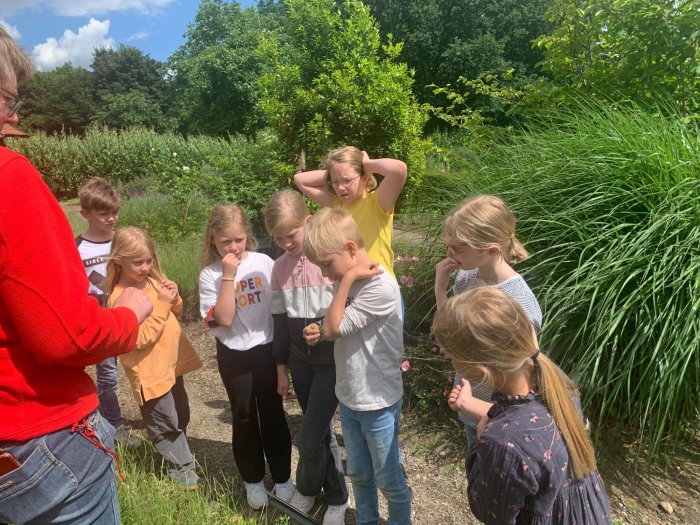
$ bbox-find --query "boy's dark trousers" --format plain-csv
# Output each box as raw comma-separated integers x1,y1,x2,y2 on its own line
216,340,292,483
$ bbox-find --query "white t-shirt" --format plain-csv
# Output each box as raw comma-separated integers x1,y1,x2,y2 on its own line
75,235,111,307
335,269,404,411
199,251,274,350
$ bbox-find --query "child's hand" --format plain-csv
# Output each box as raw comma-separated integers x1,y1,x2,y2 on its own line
160,279,179,298
361,150,371,176
221,253,241,279
303,322,321,346
347,260,383,282
276,366,293,400
435,257,460,292
447,378,473,414
158,284,177,304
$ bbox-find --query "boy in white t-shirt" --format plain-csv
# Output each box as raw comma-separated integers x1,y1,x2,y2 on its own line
303,207,412,525
75,177,139,448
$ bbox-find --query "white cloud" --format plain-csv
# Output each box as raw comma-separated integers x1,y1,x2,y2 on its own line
0,20,21,40
32,18,114,71
0,0,173,18
128,31,150,42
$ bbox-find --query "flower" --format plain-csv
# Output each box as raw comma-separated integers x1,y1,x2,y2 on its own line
400,360,411,373
182,165,190,172
399,275,414,288
442,388,450,397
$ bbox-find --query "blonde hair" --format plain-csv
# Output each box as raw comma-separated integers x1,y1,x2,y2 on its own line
444,195,528,264
200,203,258,269
78,177,121,212
264,189,309,236
0,27,34,88
431,287,597,480
322,146,377,195
105,227,165,293
303,207,364,266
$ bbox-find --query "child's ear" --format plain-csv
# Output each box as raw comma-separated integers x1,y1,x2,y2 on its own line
79,209,90,219
345,240,357,256
487,245,501,256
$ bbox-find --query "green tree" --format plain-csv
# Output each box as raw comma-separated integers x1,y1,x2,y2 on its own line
169,0,281,136
20,64,95,134
364,0,553,105
258,0,427,189
535,0,700,112
91,91,174,130
90,46,174,131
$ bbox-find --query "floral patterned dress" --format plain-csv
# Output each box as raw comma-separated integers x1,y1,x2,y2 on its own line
466,392,611,524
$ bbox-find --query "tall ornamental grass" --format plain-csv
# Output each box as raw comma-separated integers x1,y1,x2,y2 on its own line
431,100,699,455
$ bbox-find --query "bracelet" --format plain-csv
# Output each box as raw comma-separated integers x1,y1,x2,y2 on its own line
221,277,236,282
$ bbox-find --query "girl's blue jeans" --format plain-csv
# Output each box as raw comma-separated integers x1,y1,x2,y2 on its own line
0,410,120,524
339,399,412,525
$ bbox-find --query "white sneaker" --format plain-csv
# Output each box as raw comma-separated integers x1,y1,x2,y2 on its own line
289,490,315,513
244,481,269,510
323,501,349,525
274,478,295,502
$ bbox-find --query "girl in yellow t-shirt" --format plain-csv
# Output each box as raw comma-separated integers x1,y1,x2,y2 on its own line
294,146,406,279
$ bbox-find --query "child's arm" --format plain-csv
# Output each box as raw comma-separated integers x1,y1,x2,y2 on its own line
304,261,384,344
448,379,493,421
367,152,407,213
435,257,461,309
294,169,334,207
209,253,241,327
466,431,537,523
161,279,183,318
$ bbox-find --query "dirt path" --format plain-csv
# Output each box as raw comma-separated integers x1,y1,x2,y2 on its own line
113,323,700,525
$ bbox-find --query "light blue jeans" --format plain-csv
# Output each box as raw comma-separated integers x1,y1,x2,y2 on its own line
96,356,124,429
340,399,412,525
0,410,120,525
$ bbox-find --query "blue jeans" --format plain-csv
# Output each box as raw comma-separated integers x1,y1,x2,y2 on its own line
0,410,120,525
340,399,412,525
97,357,124,428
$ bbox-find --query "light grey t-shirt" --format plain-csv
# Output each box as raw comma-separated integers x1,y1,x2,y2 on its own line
335,269,404,411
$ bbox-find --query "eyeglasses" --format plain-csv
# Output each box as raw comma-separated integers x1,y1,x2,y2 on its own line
330,174,360,189
0,86,22,117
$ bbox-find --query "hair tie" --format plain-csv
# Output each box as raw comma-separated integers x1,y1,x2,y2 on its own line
530,349,540,361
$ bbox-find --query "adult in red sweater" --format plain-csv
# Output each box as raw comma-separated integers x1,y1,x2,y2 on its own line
0,28,152,525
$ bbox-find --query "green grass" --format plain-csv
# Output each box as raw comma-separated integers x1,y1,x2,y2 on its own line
117,446,256,525
423,98,700,456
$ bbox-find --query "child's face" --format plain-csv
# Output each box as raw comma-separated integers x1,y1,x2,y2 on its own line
118,248,153,286
316,249,354,281
213,223,248,260
329,162,364,203
273,226,305,257
447,243,492,271
81,208,119,234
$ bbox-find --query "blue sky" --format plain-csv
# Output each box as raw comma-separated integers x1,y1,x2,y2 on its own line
0,0,255,71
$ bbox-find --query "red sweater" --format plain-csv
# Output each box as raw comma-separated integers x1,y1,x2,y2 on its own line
0,147,139,441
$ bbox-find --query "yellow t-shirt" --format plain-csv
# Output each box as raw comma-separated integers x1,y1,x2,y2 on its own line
333,191,395,279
